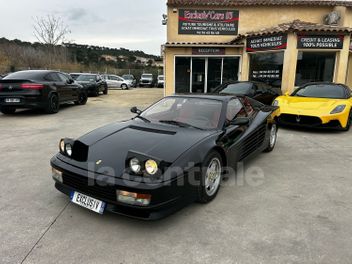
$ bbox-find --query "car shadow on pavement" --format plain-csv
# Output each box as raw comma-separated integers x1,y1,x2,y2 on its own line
0,103,78,117
278,125,347,135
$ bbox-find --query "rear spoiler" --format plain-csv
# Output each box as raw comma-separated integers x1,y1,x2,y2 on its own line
240,96,279,113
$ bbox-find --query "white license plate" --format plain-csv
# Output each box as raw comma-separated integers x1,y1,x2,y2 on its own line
5,98,20,103
70,191,106,214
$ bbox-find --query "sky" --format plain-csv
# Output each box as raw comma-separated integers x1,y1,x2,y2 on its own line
0,0,167,55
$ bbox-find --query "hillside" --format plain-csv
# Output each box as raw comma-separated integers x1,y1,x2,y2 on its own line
0,37,163,74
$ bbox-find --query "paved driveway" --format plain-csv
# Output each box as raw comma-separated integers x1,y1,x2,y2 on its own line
1,89,351,264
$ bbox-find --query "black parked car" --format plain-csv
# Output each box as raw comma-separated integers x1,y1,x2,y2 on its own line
214,81,282,105
51,94,278,220
75,74,108,96
0,70,87,115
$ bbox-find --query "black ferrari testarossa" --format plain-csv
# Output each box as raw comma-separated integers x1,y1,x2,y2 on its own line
51,95,278,220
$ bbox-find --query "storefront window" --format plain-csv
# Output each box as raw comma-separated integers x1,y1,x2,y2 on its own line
249,52,284,88
223,58,239,83
295,52,336,86
175,56,240,94
207,58,222,93
175,57,191,93
192,58,206,93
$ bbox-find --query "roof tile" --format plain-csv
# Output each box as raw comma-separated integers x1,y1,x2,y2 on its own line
168,0,352,7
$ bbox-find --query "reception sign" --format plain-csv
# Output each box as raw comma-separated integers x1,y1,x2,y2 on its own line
178,9,239,35
192,48,226,55
297,35,344,49
246,34,287,52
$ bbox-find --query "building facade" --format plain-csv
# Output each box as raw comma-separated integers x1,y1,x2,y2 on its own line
163,0,352,96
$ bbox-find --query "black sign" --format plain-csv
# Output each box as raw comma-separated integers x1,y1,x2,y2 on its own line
246,34,287,52
297,35,344,49
178,9,239,35
251,69,281,80
192,48,225,55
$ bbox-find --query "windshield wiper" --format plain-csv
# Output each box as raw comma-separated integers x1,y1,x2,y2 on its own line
134,115,151,123
159,120,204,130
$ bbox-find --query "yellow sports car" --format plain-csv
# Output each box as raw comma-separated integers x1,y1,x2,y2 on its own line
273,83,352,131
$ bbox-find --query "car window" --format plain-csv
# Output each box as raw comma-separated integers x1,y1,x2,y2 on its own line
226,99,247,121
293,84,347,99
45,73,61,82
76,75,96,82
118,77,124,81
240,98,255,116
57,73,69,83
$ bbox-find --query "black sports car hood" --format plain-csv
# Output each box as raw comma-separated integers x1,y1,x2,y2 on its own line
59,120,217,177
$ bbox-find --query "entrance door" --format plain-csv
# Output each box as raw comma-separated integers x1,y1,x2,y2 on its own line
192,58,206,93
207,58,222,93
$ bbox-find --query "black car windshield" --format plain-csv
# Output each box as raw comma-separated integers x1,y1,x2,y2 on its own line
140,97,223,130
220,83,252,95
293,84,347,99
76,75,96,82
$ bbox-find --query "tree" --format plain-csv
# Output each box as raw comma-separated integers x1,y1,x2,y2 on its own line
33,14,70,67
33,14,70,46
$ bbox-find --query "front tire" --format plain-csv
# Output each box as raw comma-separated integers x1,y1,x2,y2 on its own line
45,93,59,114
103,87,108,95
1,106,16,115
197,151,223,204
341,109,352,131
264,123,278,152
121,84,128,90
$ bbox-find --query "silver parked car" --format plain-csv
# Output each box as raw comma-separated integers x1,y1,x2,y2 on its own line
102,74,131,89
157,75,164,88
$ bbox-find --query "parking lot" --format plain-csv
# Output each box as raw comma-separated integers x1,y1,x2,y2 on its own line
1,88,352,264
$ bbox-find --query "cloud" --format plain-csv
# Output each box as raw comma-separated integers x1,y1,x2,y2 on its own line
66,8,87,21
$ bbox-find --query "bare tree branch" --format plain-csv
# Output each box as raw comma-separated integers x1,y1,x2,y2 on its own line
33,14,71,46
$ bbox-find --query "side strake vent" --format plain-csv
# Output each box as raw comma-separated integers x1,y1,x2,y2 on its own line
240,124,266,160
129,125,176,135
72,140,89,162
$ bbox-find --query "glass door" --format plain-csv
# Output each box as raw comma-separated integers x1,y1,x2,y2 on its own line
207,58,222,93
192,58,206,93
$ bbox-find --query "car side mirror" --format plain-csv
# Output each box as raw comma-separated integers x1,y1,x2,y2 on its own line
231,117,250,126
67,79,74,84
130,106,142,115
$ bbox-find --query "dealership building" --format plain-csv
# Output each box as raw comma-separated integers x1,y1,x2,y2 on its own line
163,0,352,95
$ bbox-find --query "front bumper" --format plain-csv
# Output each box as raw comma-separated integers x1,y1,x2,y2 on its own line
51,157,195,220
275,112,347,129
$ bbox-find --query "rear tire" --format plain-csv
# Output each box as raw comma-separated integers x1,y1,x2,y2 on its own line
45,93,59,114
103,87,108,95
264,123,278,152
1,106,16,115
197,151,223,204
75,92,88,105
342,109,352,131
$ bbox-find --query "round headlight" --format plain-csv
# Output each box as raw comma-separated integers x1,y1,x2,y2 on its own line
145,159,158,175
65,143,72,156
59,139,65,153
130,158,141,173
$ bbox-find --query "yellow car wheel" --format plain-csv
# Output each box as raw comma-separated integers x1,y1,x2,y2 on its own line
342,109,352,132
